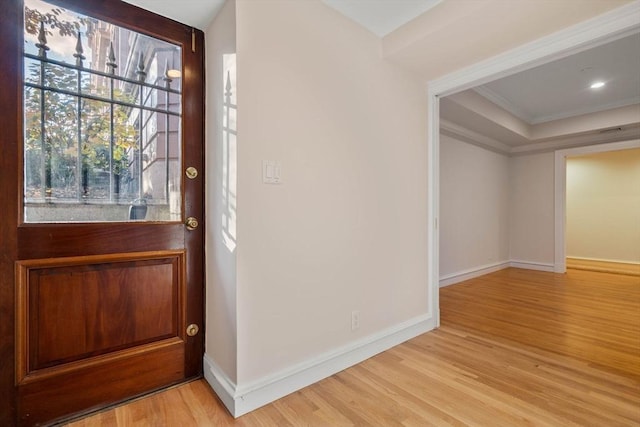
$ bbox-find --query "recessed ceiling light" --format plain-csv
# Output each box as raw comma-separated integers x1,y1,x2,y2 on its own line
590,81,605,89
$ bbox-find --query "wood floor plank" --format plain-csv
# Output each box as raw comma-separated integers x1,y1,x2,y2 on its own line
65,268,640,426
440,269,640,380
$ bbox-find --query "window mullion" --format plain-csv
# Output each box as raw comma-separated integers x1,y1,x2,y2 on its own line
77,76,83,201
35,22,50,200
136,53,146,200
163,63,171,204
74,33,86,201
108,42,117,202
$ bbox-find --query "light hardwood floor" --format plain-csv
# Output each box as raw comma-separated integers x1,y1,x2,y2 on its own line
66,268,640,426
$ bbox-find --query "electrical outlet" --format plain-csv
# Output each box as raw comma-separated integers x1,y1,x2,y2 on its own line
351,310,360,331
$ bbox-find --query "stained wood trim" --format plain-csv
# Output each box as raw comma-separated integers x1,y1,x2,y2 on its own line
16,249,185,269
567,257,640,276
15,262,28,388
18,338,183,386
0,0,22,423
17,224,185,259
18,341,186,426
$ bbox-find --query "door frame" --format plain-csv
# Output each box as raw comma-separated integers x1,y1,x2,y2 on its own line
426,3,640,326
554,139,640,273
0,0,22,424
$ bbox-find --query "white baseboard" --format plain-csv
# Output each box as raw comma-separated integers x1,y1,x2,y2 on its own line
509,260,555,272
439,259,558,287
204,313,436,418
439,261,510,287
203,355,238,416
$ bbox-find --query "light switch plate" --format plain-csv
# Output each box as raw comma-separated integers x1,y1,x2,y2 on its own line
262,160,282,184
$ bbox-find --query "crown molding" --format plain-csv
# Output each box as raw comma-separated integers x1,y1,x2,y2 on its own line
530,97,640,124
511,125,640,155
441,119,640,157
440,119,512,155
472,86,534,124
429,0,640,96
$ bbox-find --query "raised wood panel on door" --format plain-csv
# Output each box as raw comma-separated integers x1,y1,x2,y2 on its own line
18,341,184,426
16,251,187,425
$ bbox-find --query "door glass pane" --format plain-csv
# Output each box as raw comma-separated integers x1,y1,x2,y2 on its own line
23,0,182,222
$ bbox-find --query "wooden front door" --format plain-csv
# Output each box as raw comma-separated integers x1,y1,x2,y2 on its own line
0,0,205,425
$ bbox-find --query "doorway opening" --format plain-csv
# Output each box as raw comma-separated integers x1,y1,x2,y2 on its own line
426,5,640,326
555,140,640,275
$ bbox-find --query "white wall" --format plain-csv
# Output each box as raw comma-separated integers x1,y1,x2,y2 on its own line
439,135,510,279
509,152,556,267
206,0,430,412
439,141,639,278
205,0,238,383
566,148,640,263
234,0,428,385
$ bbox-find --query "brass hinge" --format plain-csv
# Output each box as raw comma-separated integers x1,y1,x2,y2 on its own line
191,28,196,53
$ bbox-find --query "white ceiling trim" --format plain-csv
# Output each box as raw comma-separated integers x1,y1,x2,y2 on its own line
428,1,640,97
443,120,640,156
474,85,640,125
530,96,640,124
440,119,511,155
514,125,640,155
472,86,534,124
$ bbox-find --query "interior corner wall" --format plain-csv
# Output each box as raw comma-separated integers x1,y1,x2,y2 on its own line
233,0,429,385
439,134,510,281
509,152,555,267
205,0,238,383
566,148,640,263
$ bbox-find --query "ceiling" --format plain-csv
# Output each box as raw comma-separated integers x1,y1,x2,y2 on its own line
122,0,225,30
439,31,640,154
321,0,442,37
123,0,440,34
123,0,640,153
475,33,640,125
